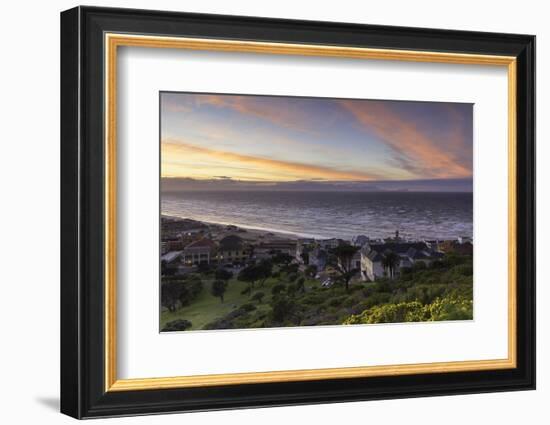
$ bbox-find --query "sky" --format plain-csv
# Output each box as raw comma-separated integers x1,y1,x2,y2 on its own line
161,92,473,191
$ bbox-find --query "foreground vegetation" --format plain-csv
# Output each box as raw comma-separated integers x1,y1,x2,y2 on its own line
160,253,473,331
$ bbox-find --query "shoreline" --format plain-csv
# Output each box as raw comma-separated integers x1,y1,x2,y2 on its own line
161,214,471,244
161,214,320,241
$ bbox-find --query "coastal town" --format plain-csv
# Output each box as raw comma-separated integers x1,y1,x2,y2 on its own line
160,215,474,332
161,215,473,284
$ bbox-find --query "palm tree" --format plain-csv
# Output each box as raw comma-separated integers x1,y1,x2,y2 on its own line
330,244,360,291
382,251,400,279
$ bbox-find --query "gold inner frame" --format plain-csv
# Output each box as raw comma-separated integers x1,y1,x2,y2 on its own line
104,33,517,392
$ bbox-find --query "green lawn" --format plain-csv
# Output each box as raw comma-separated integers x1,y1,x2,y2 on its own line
160,275,308,331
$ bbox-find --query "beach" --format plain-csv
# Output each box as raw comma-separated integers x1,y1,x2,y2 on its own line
161,214,302,244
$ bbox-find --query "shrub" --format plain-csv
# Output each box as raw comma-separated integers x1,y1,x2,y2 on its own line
283,263,299,275
453,264,473,277
299,292,329,306
424,296,473,321
343,301,427,324
412,261,427,271
162,319,192,332
443,253,470,267
239,303,257,313
287,272,298,283
304,265,318,278
400,267,413,278
327,296,346,308
286,283,297,297
203,304,256,330
430,259,445,269
373,280,392,293
270,296,297,323
366,292,391,306
343,295,473,325
271,283,286,296
197,262,213,274
342,296,358,308
251,291,265,303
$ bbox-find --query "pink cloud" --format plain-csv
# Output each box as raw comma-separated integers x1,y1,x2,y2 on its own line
338,100,472,179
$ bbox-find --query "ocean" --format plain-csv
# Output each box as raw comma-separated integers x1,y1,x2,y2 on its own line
161,191,473,241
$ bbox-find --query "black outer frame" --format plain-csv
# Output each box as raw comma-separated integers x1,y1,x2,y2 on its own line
60,6,535,419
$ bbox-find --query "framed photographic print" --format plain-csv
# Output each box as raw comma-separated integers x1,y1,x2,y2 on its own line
60,6,535,419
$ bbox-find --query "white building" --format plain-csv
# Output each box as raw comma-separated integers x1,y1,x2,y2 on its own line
360,246,385,281
360,241,443,281
182,238,216,265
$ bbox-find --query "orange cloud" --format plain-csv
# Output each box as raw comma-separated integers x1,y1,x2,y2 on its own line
339,101,472,179
162,139,379,181
195,94,320,134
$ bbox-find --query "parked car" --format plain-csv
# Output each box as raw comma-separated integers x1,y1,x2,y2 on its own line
321,278,333,288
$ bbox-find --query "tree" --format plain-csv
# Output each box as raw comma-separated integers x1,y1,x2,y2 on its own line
161,280,189,312
211,279,228,303
382,251,400,279
296,276,306,293
161,278,204,312
237,264,262,289
282,263,299,275
237,261,272,290
304,265,318,279
197,261,212,274
215,268,233,281
257,259,273,286
185,276,204,300
160,282,180,312
272,252,294,266
161,260,175,276
329,244,360,291
251,291,265,303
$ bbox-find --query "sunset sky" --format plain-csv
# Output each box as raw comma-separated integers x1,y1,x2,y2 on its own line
161,92,473,191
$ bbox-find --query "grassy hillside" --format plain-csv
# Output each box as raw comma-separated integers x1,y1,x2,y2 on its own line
160,274,318,331
161,253,473,331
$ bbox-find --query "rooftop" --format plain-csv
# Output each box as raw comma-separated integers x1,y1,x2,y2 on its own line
184,238,217,250
219,234,245,250
161,251,182,263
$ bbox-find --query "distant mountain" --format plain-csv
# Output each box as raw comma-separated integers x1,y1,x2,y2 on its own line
161,177,473,192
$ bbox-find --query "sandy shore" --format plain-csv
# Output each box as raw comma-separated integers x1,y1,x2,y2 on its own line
161,214,303,241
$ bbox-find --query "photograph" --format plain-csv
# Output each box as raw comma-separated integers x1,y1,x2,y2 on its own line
159,92,474,332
